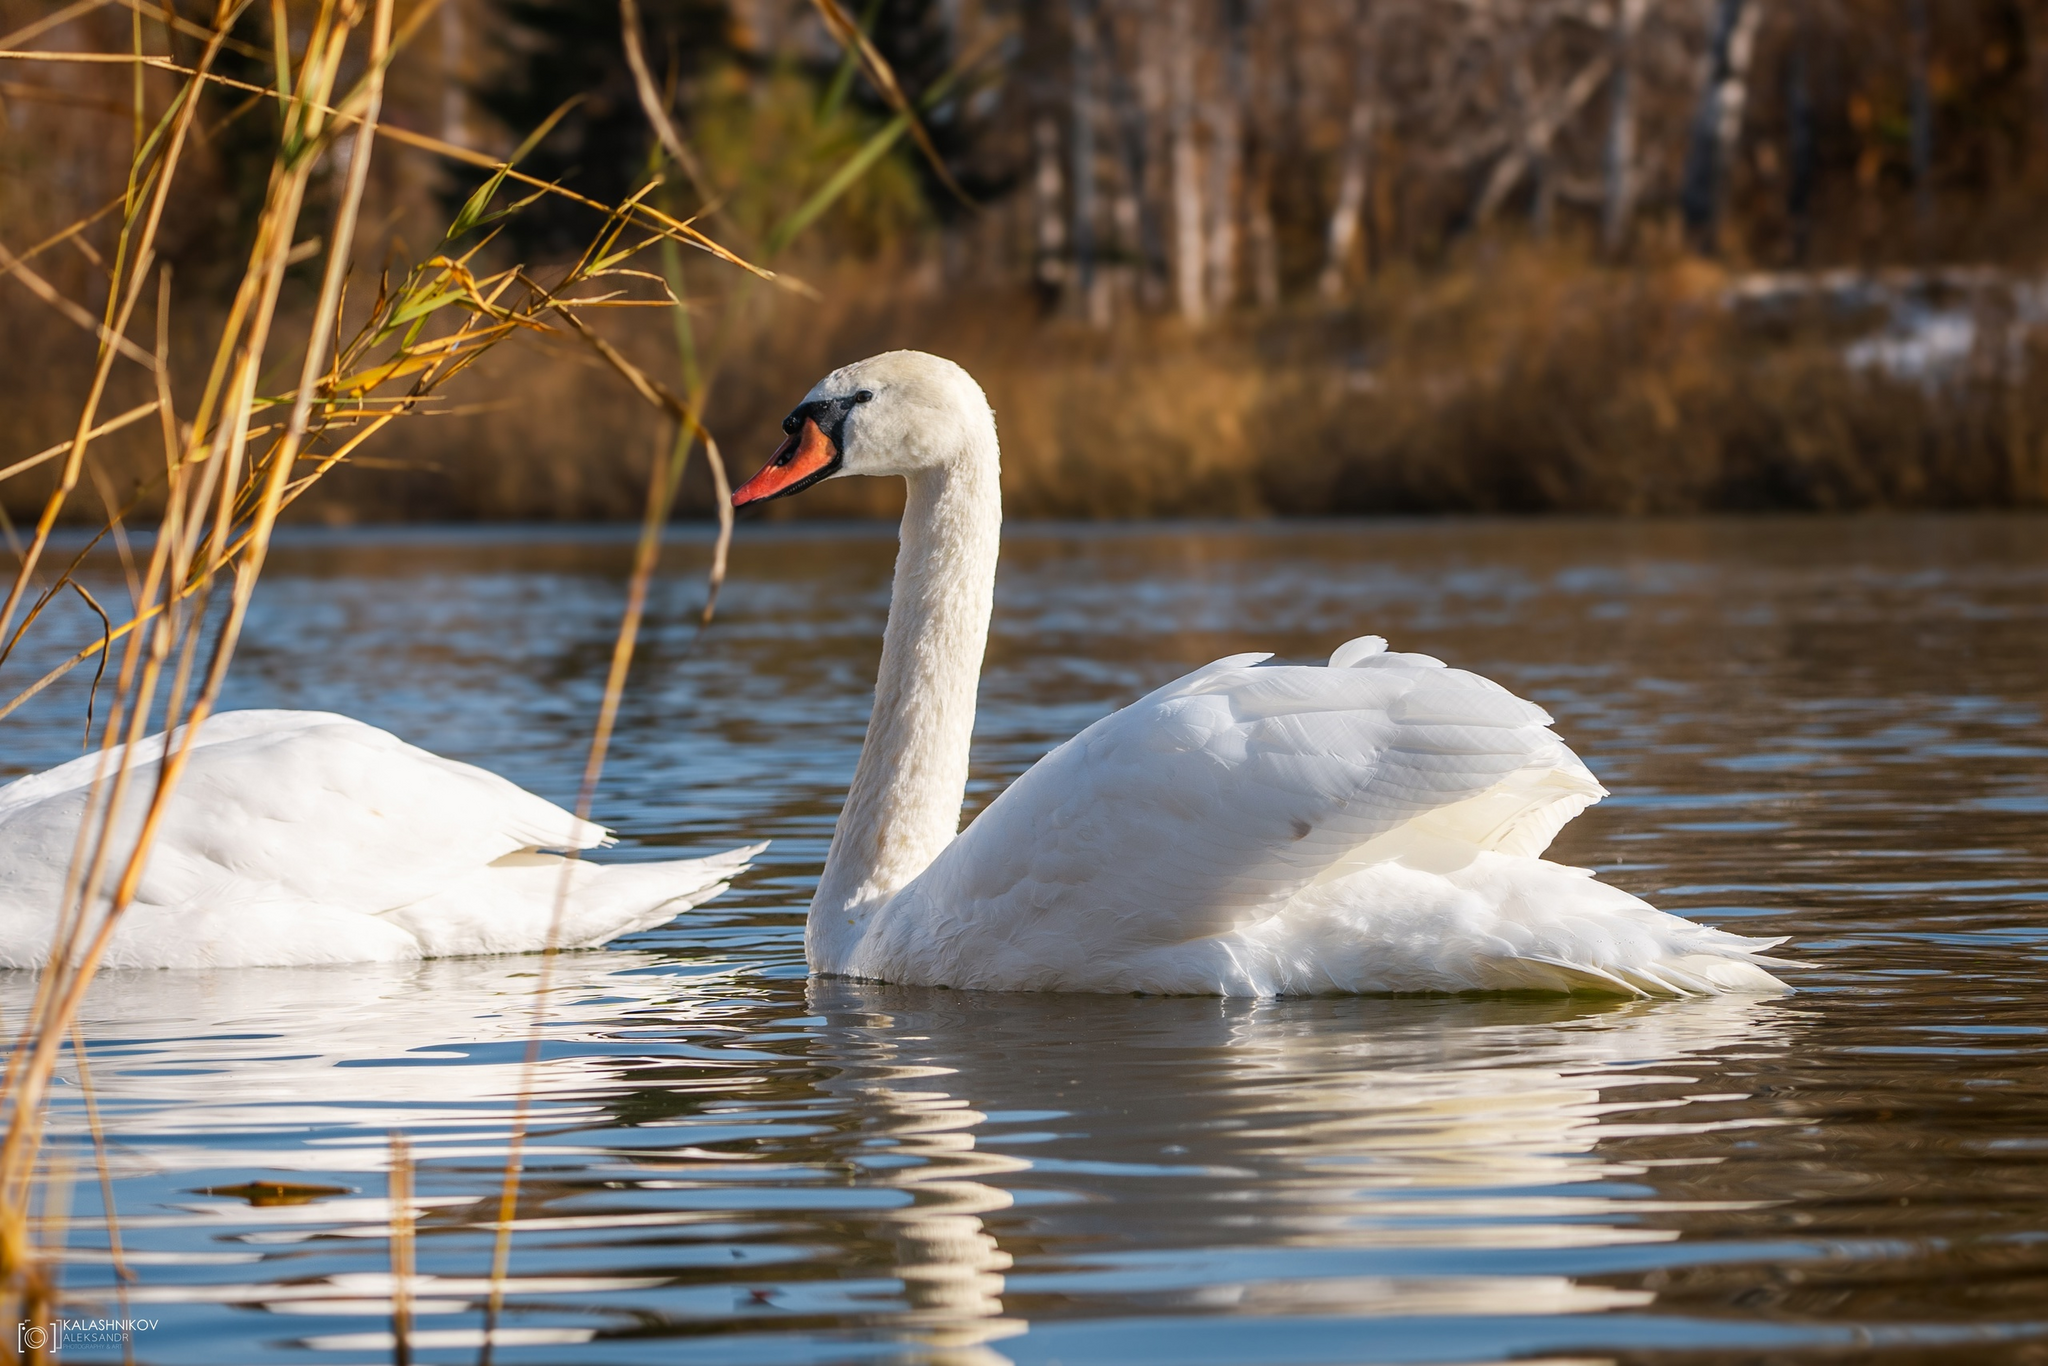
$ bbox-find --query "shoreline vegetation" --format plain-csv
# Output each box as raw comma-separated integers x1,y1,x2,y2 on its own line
0,2,2042,1357
9,2,2048,527
16,245,2048,524
0,0,810,1348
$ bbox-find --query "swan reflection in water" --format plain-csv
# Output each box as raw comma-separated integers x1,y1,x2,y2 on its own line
22,953,745,1356
30,952,723,1158
804,979,1794,1363
23,960,1793,1361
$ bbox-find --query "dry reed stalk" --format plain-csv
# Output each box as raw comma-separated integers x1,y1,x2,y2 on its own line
0,11,367,1321
0,204,731,712
0,1,116,54
0,69,777,297
476,304,726,1366
8,0,368,1164
0,237,158,368
388,1132,415,1366
0,8,264,1290
620,0,717,209
22,1149,74,1365
0,4,781,1353
0,2,242,660
472,10,979,1354
807,0,974,207
4,2,949,1354
62,1027,132,1366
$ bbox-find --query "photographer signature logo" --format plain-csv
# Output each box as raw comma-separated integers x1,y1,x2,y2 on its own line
17,1318,159,1353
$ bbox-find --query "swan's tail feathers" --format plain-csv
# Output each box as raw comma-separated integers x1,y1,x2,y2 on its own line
380,842,767,958
1491,934,1800,999
1451,855,1803,998
565,842,769,946
1265,854,1802,999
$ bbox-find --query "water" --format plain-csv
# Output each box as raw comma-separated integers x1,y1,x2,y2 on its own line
5,515,2048,1365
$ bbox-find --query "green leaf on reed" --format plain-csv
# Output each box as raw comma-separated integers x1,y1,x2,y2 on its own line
764,29,987,259
384,287,468,330
448,97,582,242
767,111,909,258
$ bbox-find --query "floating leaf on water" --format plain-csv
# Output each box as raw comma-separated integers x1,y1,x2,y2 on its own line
196,1181,355,1207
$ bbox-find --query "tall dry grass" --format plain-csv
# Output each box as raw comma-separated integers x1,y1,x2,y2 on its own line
0,3,964,1360
13,1,2046,530
0,1,417,1345
0,10,764,1365
208,238,2044,526
1253,248,2048,515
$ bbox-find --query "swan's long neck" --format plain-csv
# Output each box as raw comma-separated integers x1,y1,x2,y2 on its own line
808,434,1001,967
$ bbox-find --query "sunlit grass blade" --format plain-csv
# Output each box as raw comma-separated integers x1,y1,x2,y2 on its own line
806,0,976,207
767,110,911,258
818,0,884,121
448,96,582,241
766,25,998,259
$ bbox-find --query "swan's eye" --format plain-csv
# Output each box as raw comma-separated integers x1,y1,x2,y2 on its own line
782,415,799,435
854,389,874,404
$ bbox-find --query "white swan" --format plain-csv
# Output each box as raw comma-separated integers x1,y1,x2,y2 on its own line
732,350,1792,997
0,710,760,969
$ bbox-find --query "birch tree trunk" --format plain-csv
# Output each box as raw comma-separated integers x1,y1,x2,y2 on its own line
1109,0,1170,308
1169,0,1206,324
1317,0,1375,300
1247,145,1279,307
1244,3,1279,308
1069,0,1104,323
1679,0,1765,254
1111,156,1141,316
1033,112,1067,301
1600,0,1650,256
1204,102,1241,311
1472,52,1612,225
1205,0,1249,312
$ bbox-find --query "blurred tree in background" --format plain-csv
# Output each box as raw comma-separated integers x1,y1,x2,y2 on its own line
11,0,2048,311
6,0,2048,520
467,0,732,253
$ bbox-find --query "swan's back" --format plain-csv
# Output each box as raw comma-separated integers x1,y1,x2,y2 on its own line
750,351,1786,998
858,641,1586,969
0,711,755,968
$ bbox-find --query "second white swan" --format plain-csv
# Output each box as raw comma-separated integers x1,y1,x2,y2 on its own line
0,711,759,969
732,350,1792,997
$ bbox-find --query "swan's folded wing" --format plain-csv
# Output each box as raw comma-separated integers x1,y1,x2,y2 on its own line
0,711,605,933
868,642,1604,985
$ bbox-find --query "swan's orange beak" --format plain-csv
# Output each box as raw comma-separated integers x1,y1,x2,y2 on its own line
733,418,839,507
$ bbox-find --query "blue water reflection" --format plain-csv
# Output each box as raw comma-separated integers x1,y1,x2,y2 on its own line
3,515,2046,1363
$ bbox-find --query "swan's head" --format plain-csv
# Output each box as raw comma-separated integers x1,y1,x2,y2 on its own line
732,350,994,506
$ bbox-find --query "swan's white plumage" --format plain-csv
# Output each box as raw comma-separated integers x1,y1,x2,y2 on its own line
0,710,759,969
762,351,1793,998
848,639,1787,995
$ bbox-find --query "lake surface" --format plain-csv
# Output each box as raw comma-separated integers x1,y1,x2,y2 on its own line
5,515,2048,1365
